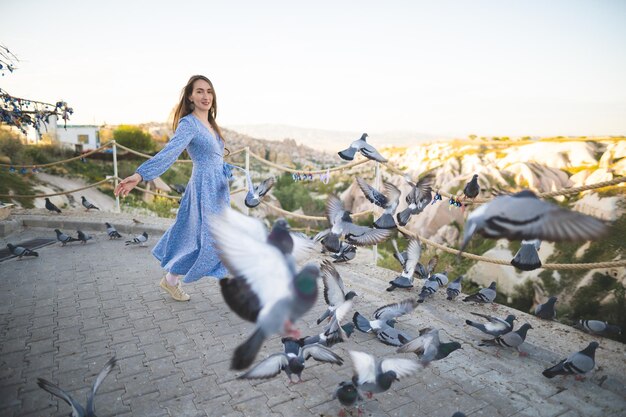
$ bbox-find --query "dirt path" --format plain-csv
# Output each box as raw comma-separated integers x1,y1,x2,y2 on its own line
33,172,116,212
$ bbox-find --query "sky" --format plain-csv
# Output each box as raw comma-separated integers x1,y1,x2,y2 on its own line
2,0,626,139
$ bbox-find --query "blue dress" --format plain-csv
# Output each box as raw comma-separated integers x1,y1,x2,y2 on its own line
135,114,232,283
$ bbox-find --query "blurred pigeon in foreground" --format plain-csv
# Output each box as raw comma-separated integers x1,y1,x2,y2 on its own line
574,320,622,337
466,312,516,337
37,356,117,417
397,174,434,226
105,222,122,239
511,239,542,271
81,196,100,211
463,174,480,200
349,350,420,398
543,341,599,380
387,239,421,291
534,296,557,320
446,275,464,300
356,177,400,229
125,232,148,246
463,281,497,304
353,299,417,346
338,133,387,163
397,328,462,366
334,380,364,416
459,190,608,256
77,230,93,244
330,242,357,263
317,260,357,325
238,337,343,383
6,243,38,259
479,323,533,356
55,229,80,246
211,208,320,370
45,197,62,214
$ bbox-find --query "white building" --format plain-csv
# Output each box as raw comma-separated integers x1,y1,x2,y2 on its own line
25,115,100,151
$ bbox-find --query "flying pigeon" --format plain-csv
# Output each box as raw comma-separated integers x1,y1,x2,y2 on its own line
37,356,117,417
511,239,542,271
446,275,464,300
387,239,421,291
574,320,621,337
55,229,80,246
463,281,497,304
44,197,62,214
348,350,420,398
330,242,357,263
322,194,391,253
463,174,480,200
6,243,38,259
397,328,462,366
459,190,608,256
466,312,516,337
338,133,387,163
105,222,122,239
300,323,355,348
356,177,400,229
210,208,320,370
81,196,100,211
316,260,357,325
396,174,434,226
125,232,148,246
479,323,533,356
353,299,417,346
241,169,275,208
333,380,364,416
534,296,557,320
542,341,599,380
238,337,343,383
416,255,438,280
76,230,93,244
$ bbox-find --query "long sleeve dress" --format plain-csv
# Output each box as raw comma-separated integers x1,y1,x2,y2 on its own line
135,114,232,283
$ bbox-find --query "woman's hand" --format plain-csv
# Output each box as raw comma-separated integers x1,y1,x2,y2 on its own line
115,173,142,197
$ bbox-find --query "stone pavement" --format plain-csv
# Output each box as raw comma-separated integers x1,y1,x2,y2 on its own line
0,214,625,417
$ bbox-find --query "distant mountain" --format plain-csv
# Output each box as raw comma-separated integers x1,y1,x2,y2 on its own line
225,124,447,151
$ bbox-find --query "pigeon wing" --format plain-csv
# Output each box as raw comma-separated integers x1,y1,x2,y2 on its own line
86,356,117,415
349,351,377,386
344,224,392,246
321,260,347,307
238,353,289,379
373,299,417,320
356,177,388,207
301,344,344,365
37,378,85,416
380,357,420,379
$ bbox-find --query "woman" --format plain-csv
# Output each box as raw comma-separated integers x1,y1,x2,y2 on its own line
115,75,232,301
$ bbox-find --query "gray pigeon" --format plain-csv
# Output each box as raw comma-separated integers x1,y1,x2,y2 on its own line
55,229,80,246
81,196,100,211
330,242,357,263
37,356,117,417
356,177,400,229
463,281,497,304
431,272,449,286
446,275,464,300
300,323,355,348
353,299,417,346
534,296,557,320
466,312,516,337
543,341,599,380
452,413,467,417
417,276,440,303
349,350,420,398
334,380,364,415
238,337,343,383
45,197,62,213
479,323,533,356
396,174,434,226
511,239,542,270
463,174,480,199
105,222,122,239
338,133,387,163
574,320,621,337
125,232,148,246
6,243,39,259
243,170,275,208
210,208,320,370
316,260,357,326
322,194,392,252
459,190,608,255
77,230,93,244
416,255,438,280
397,328,462,366
387,239,421,291
169,183,186,195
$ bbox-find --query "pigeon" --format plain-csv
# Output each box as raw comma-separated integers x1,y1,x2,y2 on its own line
511,239,542,270
574,320,621,337
242,169,275,208
466,313,516,337
81,196,100,211
125,232,148,246
356,177,400,229
396,174,434,226
105,222,122,239
417,276,440,303
534,296,557,320
6,243,39,259
479,323,533,356
338,133,387,163
391,238,407,268
387,239,421,291
76,230,93,244
459,190,608,256
446,275,464,300
431,271,449,286
397,328,462,366
322,194,392,253
463,281,497,304
330,242,357,263
300,323,355,348
210,208,320,370
542,341,599,380
238,337,343,383
55,229,80,246
348,350,420,398
333,380,364,416
44,197,62,214
416,255,438,280
170,183,186,195
463,174,480,200
37,356,117,417
353,299,417,346
316,260,357,325
452,413,467,417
